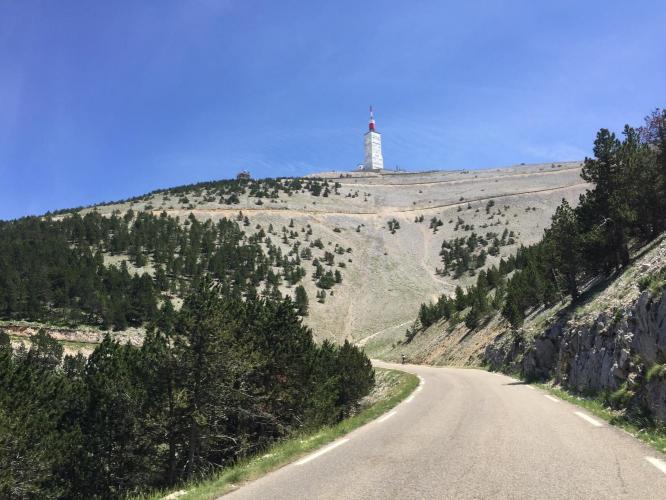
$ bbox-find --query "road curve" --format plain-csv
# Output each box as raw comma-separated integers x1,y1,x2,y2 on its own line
225,362,666,499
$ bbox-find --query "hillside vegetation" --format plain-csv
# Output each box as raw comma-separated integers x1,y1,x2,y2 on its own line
0,210,319,330
0,281,374,498
384,109,666,425
2,161,587,353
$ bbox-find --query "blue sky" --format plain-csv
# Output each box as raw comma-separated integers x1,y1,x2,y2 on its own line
1,1,664,220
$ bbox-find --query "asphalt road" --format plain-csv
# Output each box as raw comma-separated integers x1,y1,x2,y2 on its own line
225,361,666,499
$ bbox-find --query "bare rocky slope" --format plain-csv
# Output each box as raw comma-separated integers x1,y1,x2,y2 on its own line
16,161,587,353
389,228,666,422
485,235,666,421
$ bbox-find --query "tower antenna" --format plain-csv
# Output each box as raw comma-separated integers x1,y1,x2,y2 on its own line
361,106,383,171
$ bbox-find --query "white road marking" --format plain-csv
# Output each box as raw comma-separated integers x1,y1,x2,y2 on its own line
525,385,535,390
377,411,397,423
574,411,604,427
544,395,560,403
404,394,415,403
646,457,666,475
296,439,349,466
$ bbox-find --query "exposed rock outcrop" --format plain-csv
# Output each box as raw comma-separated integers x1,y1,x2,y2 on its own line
485,289,666,421
2,322,144,346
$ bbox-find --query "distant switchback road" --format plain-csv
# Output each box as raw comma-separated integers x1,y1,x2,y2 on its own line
225,361,666,499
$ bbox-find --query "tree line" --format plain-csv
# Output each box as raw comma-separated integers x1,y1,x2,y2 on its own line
0,281,374,498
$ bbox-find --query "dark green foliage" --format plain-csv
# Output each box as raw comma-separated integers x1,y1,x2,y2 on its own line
438,232,498,277
404,324,418,343
304,339,374,425
423,109,666,330
420,247,516,330
0,210,315,330
545,200,583,301
316,269,336,289
0,283,373,497
502,109,666,326
294,285,309,316
464,282,491,329
335,341,375,417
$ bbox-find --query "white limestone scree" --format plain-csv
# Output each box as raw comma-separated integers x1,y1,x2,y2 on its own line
361,106,384,172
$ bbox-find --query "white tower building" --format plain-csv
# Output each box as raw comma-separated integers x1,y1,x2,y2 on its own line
361,107,384,172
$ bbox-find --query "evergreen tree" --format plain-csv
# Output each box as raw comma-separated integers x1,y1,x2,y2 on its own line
294,285,309,316
174,279,241,477
545,200,583,301
580,128,631,269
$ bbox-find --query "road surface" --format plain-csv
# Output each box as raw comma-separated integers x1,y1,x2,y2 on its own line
225,361,666,499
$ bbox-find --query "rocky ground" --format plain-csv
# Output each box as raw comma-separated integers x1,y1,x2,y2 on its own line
378,229,666,422
86,162,588,343
484,234,666,420
3,320,143,357
12,161,588,353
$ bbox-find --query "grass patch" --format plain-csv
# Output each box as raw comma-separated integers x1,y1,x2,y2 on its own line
139,367,418,500
637,265,666,298
646,363,666,382
535,383,666,453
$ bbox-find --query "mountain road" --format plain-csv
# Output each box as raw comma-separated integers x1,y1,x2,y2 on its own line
225,361,666,499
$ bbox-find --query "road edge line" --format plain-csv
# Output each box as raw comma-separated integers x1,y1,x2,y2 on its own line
295,439,350,465
153,367,419,499
574,411,604,427
645,457,666,475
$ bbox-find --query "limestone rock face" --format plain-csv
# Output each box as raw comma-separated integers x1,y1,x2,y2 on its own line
632,290,666,364
551,312,631,393
484,331,525,373
486,289,666,421
523,334,559,381
646,377,666,422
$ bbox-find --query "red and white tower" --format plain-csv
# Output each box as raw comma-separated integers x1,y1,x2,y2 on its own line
362,106,384,171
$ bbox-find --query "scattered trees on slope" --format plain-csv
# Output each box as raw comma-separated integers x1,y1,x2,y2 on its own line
416,108,666,335
503,110,666,326
0,209,326,329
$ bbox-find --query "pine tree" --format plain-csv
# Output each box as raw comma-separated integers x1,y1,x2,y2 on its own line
580,128,631,269
335,341,374,418
174,279,240,478
546,200,583,301
294,285,309,316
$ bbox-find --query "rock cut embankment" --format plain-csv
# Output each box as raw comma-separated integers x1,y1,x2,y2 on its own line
485,239,666,421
